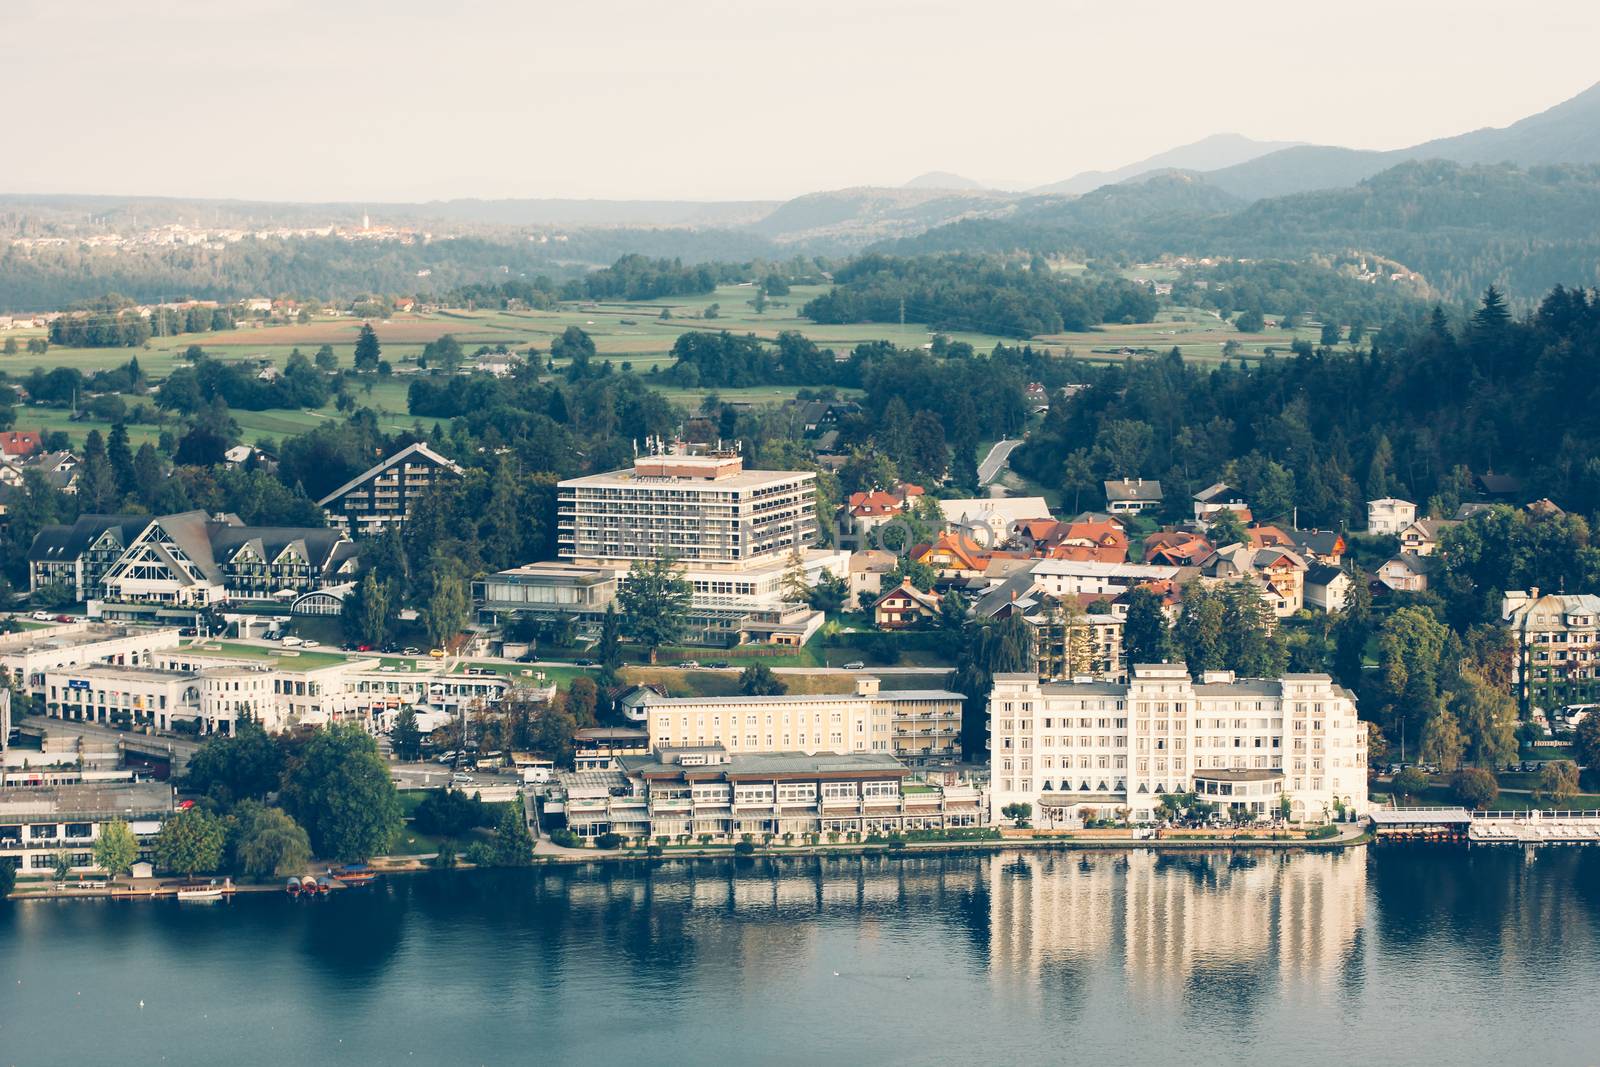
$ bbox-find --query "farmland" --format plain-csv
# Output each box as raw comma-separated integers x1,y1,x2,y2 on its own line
0,278,1326,451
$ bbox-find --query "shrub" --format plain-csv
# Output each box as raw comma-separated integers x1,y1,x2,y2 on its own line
1390,767,1430,799
646,844,664,857
733,840,756,856
594,832,623,850
1451,767,1499,810
429,842,457,869
549,828,581,849
1304,824,1339,840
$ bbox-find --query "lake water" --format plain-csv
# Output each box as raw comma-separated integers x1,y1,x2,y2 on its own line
4,846,1600,1066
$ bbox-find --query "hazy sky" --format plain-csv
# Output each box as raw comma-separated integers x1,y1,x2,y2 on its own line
9,0,1600,202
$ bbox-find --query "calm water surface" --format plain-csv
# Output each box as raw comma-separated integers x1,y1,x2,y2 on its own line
4,846,1600,1066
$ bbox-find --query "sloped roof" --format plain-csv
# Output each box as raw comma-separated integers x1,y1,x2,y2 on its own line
27,514,152,563
316,442,464,507
1193,482,1242,503
1103,478,1162,502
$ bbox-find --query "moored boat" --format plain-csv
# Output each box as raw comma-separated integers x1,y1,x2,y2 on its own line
285,878,301,897
300,875,319,894
176,880,225,902
331,864,378,886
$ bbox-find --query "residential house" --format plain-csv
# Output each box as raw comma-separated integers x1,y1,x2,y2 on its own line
847,549,898,605
1366,498,1416,535
973,583,1124,681
1200,543,1308,616
0,431,41,459
1192,483,1250,523
316,441,465,536
1304,564,1353,614
1398,518,1460,557
840,483,924,550
1143,530,1213,567
1476,473,1522,500
1045,520,1129,564
1103,478,1163,515
937,496,1053,546
1291,529,1346,566
873,579,942,629
1377,552,1433,593
1501,588,1600,715
1526,498,1565,519
912,531,998,581
1455,502,1495,521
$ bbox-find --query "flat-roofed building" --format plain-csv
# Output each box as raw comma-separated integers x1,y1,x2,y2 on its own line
0,780,174,878
988,664,1367,827
553,745,985,841
0,623,183,695
642,677,962,765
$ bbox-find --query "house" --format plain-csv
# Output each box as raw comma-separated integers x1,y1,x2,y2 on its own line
1525,498,1565,519
1501,588,1600,715
1103,478,1163,515
1143,530,1213,567
1366,498,1416,535
1476,473,1522,499
840,483,924,550
972,582,1125,681
1304,564,1353,613
1246,525,1295,549
1192,483,1249,522
1377,552,1433,593
316,441,464,536
6,450,79,495
873,579,942,629
847,549,898,605
1291,529,1347,566
572,727,651,771
1200,544,1308,616
936,496,1053,546
1024,382,1051,412
1454,502,1495,521
0,431,41,459
1044,520,1129,564
912,532,996,581
472,351,524,377
615,684,669,724
1398,518,1459,557
794,398,862,435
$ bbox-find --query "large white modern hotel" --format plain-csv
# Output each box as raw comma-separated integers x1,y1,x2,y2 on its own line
988,664,1368,826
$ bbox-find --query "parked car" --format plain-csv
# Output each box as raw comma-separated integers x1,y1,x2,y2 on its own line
281,636,304,648
678,660,700,669
843,661,865,670
429,648,446,658
402,647,421,656
30,611,49,622
451,772,475,785
53,614,72,623
573,658,594,667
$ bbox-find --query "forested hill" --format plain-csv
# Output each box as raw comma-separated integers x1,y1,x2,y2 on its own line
883,161,1600,302
1013,284,1600,532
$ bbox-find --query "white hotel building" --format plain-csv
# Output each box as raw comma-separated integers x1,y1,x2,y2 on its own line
479,448,847,647
988,664,1367,826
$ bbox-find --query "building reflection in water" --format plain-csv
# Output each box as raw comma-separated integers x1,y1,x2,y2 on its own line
988,849,1366,1003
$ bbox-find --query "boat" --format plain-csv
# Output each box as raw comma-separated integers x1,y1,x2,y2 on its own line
285,878,301,897
300,875,320,894
330,864,378,887
176,880,225,902
315,876,337,894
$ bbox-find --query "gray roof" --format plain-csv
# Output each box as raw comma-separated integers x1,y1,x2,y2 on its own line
1305,563,1347,587
316,442,463,507
1193,482,1242,503
27,514,151,563
622,750,907,778
642,688,963,709
0,780,174,819
1103,479,1162,501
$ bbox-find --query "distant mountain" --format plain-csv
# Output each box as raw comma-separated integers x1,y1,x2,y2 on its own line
902,171,988,191
744,186,1019,253
1206,79,1600,199
1030,133,1305,196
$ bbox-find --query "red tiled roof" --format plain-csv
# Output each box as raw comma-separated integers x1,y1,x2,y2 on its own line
0,431,40,457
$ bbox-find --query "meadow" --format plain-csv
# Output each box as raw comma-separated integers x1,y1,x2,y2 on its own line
0,279,1325,450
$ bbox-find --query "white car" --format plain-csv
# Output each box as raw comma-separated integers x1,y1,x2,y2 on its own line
451,772,475,785
31,611,50,622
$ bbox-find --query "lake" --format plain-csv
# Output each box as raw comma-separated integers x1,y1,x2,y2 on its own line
4,846,1600,1065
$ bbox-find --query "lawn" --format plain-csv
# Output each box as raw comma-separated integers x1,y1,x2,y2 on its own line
178,640,350,671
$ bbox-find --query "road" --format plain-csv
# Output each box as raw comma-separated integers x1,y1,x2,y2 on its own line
388,760,522,791
978,438,1022,486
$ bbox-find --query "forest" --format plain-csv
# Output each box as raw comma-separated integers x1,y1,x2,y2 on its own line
801,253,1159,336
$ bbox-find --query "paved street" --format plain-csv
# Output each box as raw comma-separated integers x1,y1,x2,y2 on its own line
978,438,1022,485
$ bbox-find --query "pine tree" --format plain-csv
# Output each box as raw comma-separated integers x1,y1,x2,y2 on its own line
353,323,381,371
598,603,623,685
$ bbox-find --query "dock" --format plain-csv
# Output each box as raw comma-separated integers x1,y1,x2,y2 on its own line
1372,807,1600,844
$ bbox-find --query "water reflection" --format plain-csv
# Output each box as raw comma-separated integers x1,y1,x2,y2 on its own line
988,849,1367,1008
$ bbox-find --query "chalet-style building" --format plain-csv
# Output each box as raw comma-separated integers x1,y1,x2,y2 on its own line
1200,543,1308,615
1143,530,1213,567
873,579,943,629
1377,552,1433,593
28,511,356,606
317,442,464,536
1192,483,1250,523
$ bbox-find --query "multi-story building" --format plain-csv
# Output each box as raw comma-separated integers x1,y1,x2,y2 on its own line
482,446,846,647
987,664,1368,826
27,511,356,606
0,781,174,878
640,677,962,765
316,442,464,536
1501,589,1600,716
972,583,1124,680
552,745,984,841
0,623,183,696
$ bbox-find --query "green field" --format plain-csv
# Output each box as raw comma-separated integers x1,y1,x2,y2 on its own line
1,280,1329,451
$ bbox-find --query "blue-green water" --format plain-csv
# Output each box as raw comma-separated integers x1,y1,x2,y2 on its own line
4,846,1600,1066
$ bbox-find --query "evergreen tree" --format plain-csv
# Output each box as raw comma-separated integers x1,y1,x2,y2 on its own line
1221,580,1287,678
1173,581,1226,675
390,707,424,761
1121,587,1170,665
107,422,134,497
617,555,693,663
353,323,381,371
597,603,624,685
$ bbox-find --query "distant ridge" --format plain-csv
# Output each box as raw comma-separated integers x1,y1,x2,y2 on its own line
902,171,988,191
1031,133,1305,196
1205,78,1600,199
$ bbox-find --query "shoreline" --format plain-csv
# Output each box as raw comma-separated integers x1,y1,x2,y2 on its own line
4,829,1374,901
